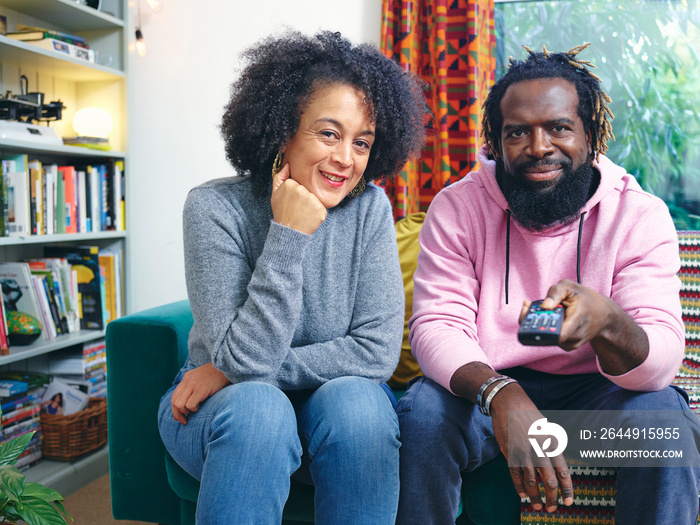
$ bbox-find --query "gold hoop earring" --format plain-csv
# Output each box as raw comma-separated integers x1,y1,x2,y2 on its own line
348,177,365,197
271,152,284,178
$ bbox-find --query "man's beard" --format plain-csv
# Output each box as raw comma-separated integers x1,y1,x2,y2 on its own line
497,156,596,231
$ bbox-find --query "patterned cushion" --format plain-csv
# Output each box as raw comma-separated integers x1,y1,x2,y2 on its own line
520,231,700,524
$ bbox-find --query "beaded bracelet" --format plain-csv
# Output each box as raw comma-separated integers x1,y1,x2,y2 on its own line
476,375,510,414
482,378,518,416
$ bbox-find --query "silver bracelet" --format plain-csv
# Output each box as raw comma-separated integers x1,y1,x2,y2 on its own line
476,375,510,413
482,378,518,416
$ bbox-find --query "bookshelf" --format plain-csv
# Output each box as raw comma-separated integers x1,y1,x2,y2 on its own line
0,0,127,497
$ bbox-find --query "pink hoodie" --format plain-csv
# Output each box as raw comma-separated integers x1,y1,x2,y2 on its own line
409,146,684,394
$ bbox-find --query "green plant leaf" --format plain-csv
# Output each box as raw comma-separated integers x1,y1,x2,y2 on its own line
0,465,26,502
52,499,73,523
0,432,35,466
1,504,23,522
22,482,64,504
15,497,69,525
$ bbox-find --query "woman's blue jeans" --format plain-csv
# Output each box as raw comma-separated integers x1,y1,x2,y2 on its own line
396,369,700,525
158,361,400,524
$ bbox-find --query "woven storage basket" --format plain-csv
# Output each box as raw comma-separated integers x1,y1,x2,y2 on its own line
40,397,107,461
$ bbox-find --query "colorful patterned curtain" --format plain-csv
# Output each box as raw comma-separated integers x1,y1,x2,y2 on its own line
380,0,495,220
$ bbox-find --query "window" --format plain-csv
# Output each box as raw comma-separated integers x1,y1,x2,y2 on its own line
495,0,700,228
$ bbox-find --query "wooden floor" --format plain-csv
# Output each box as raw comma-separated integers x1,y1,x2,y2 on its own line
62,474,150,525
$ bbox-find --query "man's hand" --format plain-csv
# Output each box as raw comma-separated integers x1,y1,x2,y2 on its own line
521,279,649,375
451,363,573,513
489,383,574,513
271,163,327,235
171,362,231,425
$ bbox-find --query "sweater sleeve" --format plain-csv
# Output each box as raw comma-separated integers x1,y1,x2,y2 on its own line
184,187,311,383
409,189,490,393
275,195,404,389
596,198,685,391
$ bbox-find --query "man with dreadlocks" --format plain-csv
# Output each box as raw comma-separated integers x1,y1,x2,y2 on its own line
396,44,700,524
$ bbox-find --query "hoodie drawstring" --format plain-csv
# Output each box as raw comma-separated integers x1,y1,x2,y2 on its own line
577,212,586,284
504,210,586,305
505,209,511,305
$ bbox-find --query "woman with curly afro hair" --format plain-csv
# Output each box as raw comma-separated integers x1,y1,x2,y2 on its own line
157,30,428,524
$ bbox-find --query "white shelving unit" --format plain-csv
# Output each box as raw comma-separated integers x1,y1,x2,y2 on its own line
0,0,127,497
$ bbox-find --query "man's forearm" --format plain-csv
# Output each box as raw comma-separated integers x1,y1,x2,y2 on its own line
591,296,649,376
449,361,503,402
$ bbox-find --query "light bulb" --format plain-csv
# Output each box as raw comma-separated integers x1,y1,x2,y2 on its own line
73,107,113,139
146,0,163,12
135,28,147,57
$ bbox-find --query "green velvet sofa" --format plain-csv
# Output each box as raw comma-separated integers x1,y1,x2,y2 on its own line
107,229,700,525
106,299,519,525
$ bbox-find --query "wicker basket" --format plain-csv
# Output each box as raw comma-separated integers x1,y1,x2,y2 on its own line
40,397,107,461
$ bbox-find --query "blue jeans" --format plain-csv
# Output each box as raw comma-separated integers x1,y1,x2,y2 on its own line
158,361,400,524
396,369,700,525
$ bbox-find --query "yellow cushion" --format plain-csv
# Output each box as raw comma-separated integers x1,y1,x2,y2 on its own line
388,212,425,388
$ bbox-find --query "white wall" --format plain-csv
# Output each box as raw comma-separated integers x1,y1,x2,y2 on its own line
127,1,382,312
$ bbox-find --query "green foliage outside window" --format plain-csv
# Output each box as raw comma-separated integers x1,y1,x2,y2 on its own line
496,0,700,229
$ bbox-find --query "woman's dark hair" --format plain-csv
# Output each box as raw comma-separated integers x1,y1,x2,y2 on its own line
482,43,614,162
221,30,428,183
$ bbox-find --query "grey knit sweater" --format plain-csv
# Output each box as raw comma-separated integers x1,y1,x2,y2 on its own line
183,176,404,390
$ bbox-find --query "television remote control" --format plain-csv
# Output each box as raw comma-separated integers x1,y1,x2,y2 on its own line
518,300,564,346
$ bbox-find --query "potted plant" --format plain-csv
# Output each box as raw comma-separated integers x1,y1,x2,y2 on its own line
0,429,71,524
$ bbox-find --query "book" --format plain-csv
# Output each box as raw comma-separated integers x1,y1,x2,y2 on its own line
0,154,26,174
14,24,87,44
57,166,77,234
87,166,98,232
41,378,89,416
15,445,42,471
0,163,7,237
31,275,56,340
0,262,46,342
26,38,95,63
55,167,66,234
99,252,118,324
0,295,9,355
49,258,78,333
2,414,40,441
29,266,66,335
76,170,87,233
15,447,42,471
0,388,42,414
7,171,30,237
0,380,26,398
53,339,107,397
28,160,43,236
2,154,29,238
1,405,39,426
0,370,51,391
100,164,112,230
114,160,125,231
7,30,88,48
2,403,41,438
44,164,57,236
43,246,103,330
62,137,111,151
41,257,80,333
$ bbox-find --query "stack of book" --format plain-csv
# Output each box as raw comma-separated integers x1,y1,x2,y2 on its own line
0,247,123,351
48,339,107,399
7,25,94,63
0,154,125,238
0,372,50,470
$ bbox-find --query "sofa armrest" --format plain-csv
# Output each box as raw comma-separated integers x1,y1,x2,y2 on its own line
107,300,193,525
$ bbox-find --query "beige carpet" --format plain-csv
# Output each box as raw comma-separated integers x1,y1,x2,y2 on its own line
62,473,150,525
